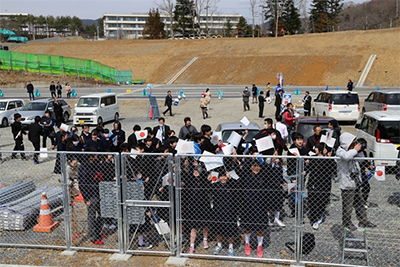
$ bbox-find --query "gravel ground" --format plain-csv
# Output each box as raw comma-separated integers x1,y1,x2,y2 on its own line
1,97,399,266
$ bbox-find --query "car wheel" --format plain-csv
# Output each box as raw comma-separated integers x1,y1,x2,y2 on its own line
323,112,326,116
97,117,103,125
1,118,8,127
63,112,69,123
114,113,119,122
312,108,315,116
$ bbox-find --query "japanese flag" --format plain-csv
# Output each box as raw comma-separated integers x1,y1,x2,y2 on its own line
255,136,274,152
135,130,148,141
289,148,300,156
200,151,225,171
374,166,385,181
210,171,219,183
211,131,222,145
176,139,195,154
162,173,175,187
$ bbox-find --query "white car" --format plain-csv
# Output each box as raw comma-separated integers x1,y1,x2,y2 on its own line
362,91,400,113
313,90,360,122
73,93,119,125
0,99,25,127
355,111,400,166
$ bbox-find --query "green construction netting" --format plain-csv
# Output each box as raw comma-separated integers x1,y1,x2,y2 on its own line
0,50,126,83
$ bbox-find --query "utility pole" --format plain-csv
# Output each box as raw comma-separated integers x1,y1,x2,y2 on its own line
205,5,210,37
259,5,264,37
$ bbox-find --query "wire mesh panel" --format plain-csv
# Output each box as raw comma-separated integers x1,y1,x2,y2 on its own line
66,151,121,252
122,152,175,255
175,154,296,264
0,150,66,248
299,156,400,267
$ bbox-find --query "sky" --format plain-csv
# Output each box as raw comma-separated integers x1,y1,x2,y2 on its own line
0,0,368,21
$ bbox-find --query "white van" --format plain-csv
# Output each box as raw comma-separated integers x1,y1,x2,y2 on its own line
355,111,400,166
313,91,360,121
73,93,119,125
0,99,25,127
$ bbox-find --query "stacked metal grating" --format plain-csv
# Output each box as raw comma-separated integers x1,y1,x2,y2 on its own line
0,181,36,206
0,187,63,231
99,181,145,224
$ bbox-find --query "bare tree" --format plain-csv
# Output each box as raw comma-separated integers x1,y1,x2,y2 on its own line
206,0,220,36
156,0,175,38
297,0,309,33
250,0,259,37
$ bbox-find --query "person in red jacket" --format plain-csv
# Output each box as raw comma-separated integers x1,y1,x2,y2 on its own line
283,103,295,143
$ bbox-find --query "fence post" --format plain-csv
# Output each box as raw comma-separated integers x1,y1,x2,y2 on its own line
175,155,182,257
120,154,128,253
61,152,72,250
9,51,12,71
168,154,176,255
295,157,305,264
114,153,124,254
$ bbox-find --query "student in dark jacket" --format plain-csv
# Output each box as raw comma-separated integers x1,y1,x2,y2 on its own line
111,121,125,152
267,128,287,155
127,125,141,149
275,89,283,120
49,81,56,98
153,117,170,144
11,113,27,160
258,91,266,118
53,97,63,124
28,116,43,164
168,136,178,155
27,81,34,100
100,129,114,152
41,110,56,148
85,130,102,151
163,90,173,116
302,91,312,116
200,124,221,153
328,119,341,152
78,147,104,245
305,125,322,153
66,134,84,161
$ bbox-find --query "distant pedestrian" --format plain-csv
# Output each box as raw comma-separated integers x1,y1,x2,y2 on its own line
275,89,283,120
53,97,63,124
205,88,211,109
28,116,43,164
49,81,56,98
200,94,209,119
274,83,284,96
163,90,173,116
252,84,258,104
26,81,34,100
302,91,312,116
11,113,27,160
56,81,62,98
265,83,271,98
65,82,72,99
242,87,250,112
258,91,266,118
347,79,354,91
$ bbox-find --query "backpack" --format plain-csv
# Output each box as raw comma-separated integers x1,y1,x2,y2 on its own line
285,233,315,255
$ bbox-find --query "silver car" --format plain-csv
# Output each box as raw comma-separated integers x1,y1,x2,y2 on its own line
362,91,400,113
215,122,260,143
8,98,71,126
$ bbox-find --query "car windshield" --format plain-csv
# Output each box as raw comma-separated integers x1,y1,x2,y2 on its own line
331,94,359,104
77,98,99,107
297,123,329,140
385,94,400,105
222,130,259,143
21,102,47,111
0,102,6,111
378,121,400,142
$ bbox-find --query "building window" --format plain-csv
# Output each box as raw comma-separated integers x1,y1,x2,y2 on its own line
137,18,147,22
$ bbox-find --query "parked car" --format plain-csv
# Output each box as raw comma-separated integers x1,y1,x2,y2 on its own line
362,91,400,113
0,99,25,127
8,98,71,127
294,116,334,148
215,122,260,144
355,111,400,166
73,93,119,125
313,91,360,122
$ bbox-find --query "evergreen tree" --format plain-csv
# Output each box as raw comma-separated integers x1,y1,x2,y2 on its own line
143,8,165,39
173,0,196,37
236,16,249,36
310,0,343,32
282,0,301,34
224,19,233,37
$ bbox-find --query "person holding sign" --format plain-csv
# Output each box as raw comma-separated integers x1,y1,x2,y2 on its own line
258,91,266,118
200,125,221,153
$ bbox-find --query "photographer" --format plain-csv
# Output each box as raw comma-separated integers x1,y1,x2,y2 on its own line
336,133,376,231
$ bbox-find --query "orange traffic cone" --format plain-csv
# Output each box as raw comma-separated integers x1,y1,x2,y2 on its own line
33,192,59,233
149,106,153,119
75,191,84,203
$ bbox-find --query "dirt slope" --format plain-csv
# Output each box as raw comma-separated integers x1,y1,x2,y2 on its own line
14,28,400,86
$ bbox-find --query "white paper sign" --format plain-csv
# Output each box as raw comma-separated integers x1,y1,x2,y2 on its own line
211,131,222,145
199,151,224,171
156,129,163,141
227,131,242,148
130,148,140,159
222,144,234,155
320,134,336,148
287,182,296,194
60,123,69,132
255,136,274,152
229,170,240,180
374,166,385,181
320,134,328,144
240,116,250,127
308,151,316,156
176,139,195,154
162,173,175,187
135,130,148,141
210,171,219,183
289,148,300,156
39,147,48,158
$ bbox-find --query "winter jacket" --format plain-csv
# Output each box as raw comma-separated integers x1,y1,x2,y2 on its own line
242,90,250,103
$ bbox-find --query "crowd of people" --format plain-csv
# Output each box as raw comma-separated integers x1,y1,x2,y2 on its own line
4,89,379,256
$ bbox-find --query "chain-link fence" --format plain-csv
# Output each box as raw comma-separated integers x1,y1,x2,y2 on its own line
0,150,399,266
